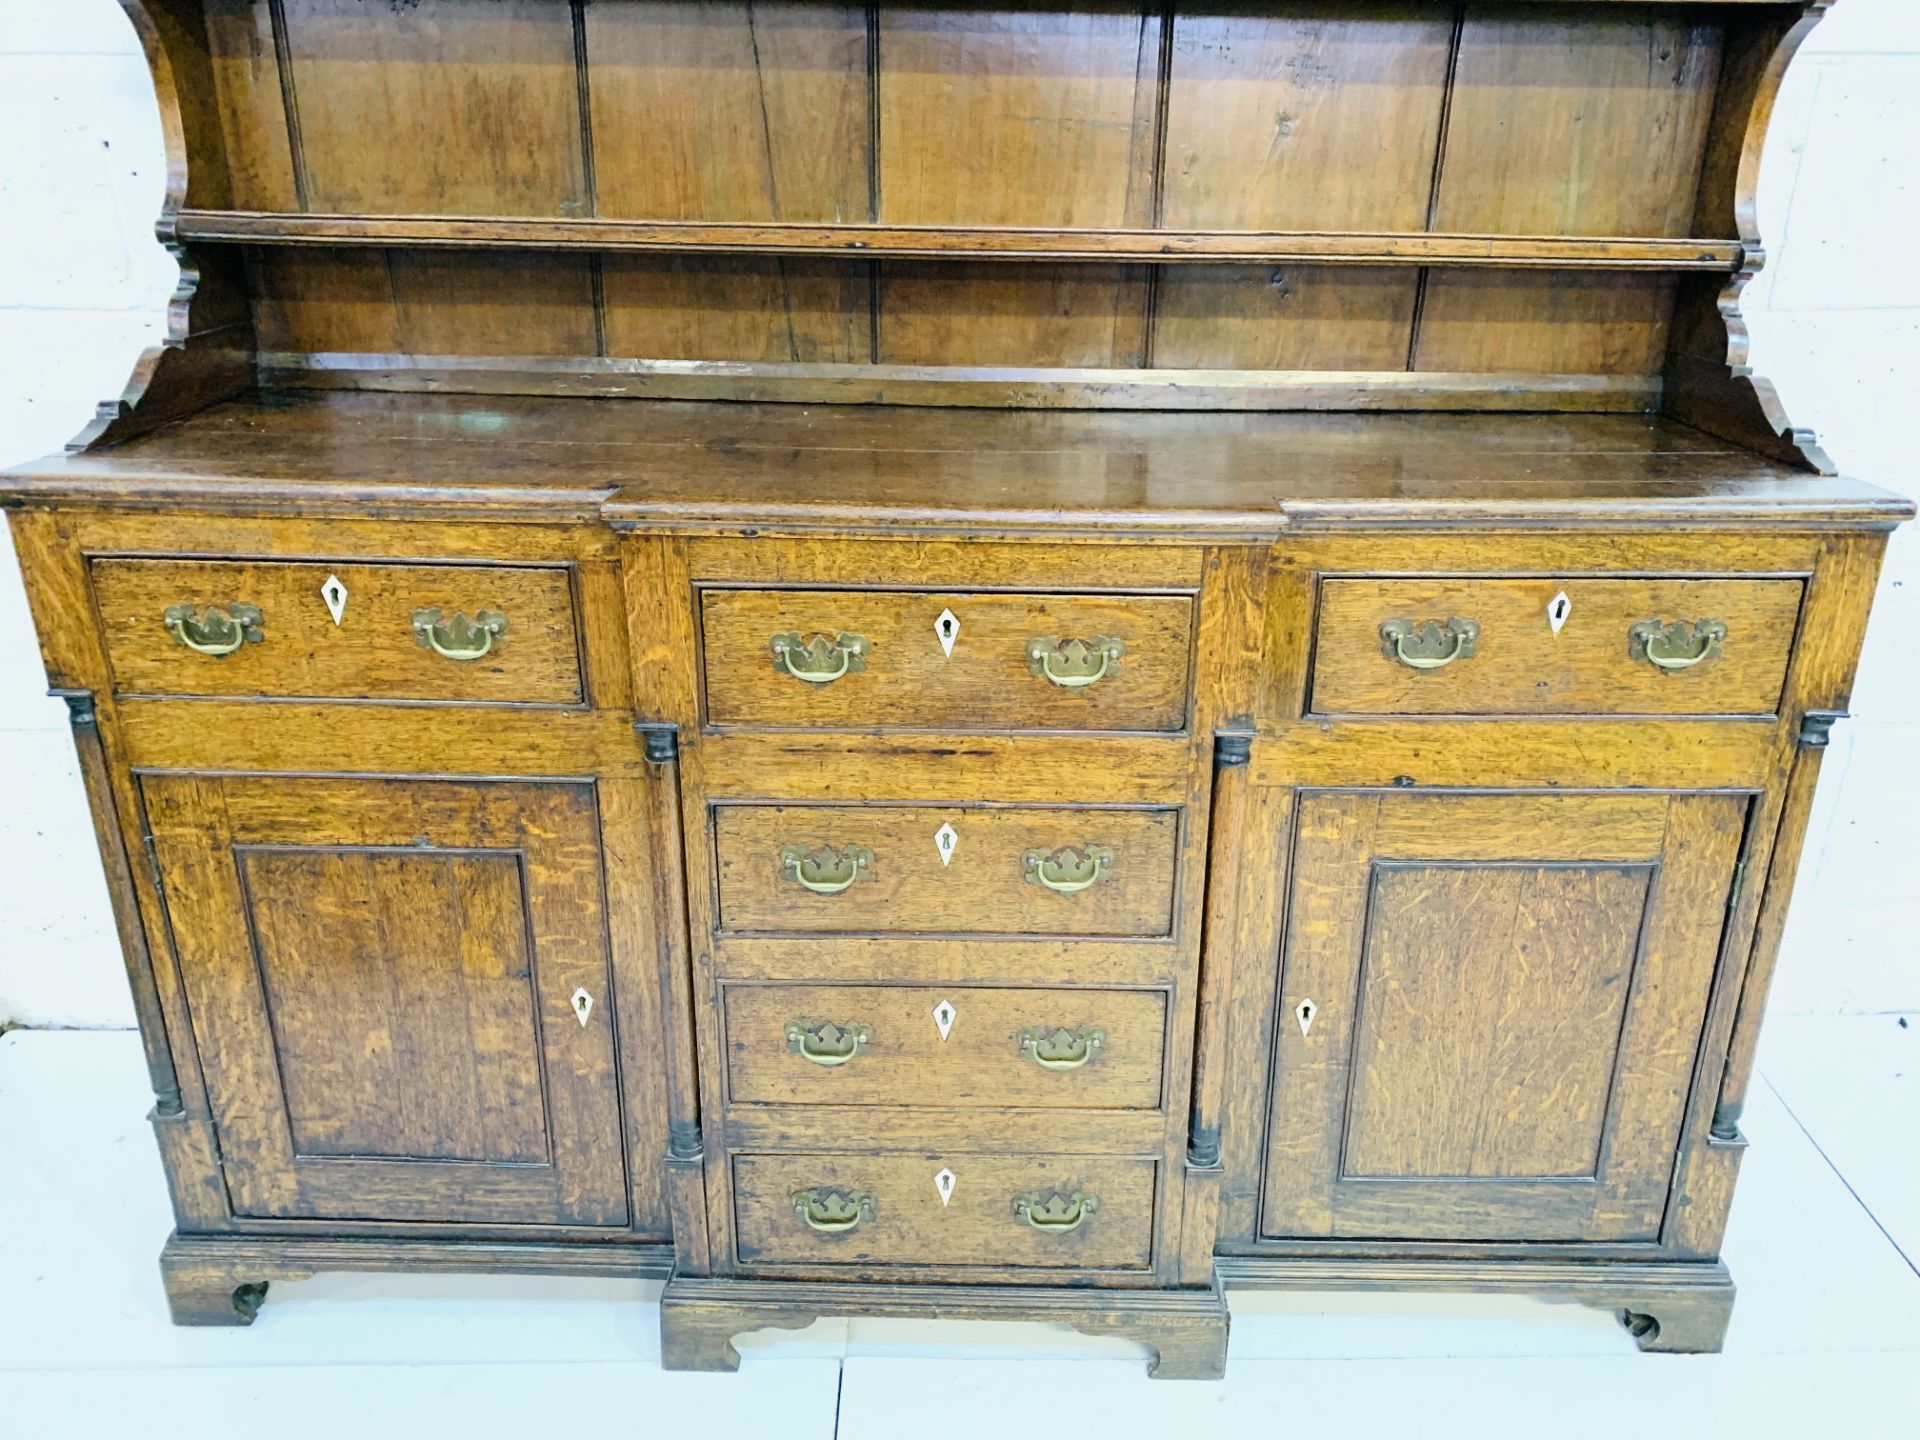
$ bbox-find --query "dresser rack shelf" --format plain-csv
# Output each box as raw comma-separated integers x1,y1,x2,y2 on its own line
173,212,1747,272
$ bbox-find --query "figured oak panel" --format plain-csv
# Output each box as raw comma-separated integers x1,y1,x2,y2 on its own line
278,0,588,216
144,775,627,1227
1261,789,1747,1243
1412,271,1679,377
1434,5,1725,238
700,588,1193,731
93,557,584,704
733,1151,1156,1270
713,803,1180,937
723,983,1168,1110
240,848,549,1164
588,1,870,222
1160,1,1454,232
1343,863,1650,1179
602,256,871,364
1151,265,1419,372
1310,576,1802,716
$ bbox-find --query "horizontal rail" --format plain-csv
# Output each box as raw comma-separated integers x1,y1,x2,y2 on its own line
175,211,1746,271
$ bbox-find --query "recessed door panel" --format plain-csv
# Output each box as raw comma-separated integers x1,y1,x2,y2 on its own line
1261,790,1745,1244
146,775,628,1228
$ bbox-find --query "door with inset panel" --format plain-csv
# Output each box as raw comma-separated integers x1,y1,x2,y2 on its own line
1261,790,1745,1244
144,775,628,1227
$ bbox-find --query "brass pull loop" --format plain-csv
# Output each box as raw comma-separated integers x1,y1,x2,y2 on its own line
412,608,507,662
1023,844,1113,894
1014,1191,1099,1233
771,631,867,685
1028,635,1123,689
793,1188,875,1234
163,603,263,657
1628,618,1727,672
779,843,874,895
1018,1025,1106,1071
1380,617,1478,671
786,1019,873,1068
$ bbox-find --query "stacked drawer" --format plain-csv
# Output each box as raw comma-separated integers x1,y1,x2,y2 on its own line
690,576,1202,1280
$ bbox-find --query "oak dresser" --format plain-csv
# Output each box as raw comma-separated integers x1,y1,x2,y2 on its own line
3,0,1909,1378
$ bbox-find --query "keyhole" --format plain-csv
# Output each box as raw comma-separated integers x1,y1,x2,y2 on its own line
1296,998,1317,1037
941,616,954,638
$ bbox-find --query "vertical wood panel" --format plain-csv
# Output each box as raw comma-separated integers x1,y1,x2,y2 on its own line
879,262,1148,367
1153,265,1419,371
588,2,870,221
1161,0,1453,231
602,256,871,363
1414,270,1676,376
877,3,1158,367
388,251,599,356
203,0,301,210
1434,3,1724,237
249,247,399,353
279,0,587,215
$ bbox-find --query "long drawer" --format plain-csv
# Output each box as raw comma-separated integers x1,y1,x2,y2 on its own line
712,803,1180,937
733,1151,1156,1271
1310,576,1803,716
92,557,584,704
700,587,1194,731
723,983,1168,1110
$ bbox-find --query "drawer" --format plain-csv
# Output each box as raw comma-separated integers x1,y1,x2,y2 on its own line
714,804,1180,937
92,558,583,704
733,1151,1156,1271
700,588,1193,731
1310,577,1803,716
724,983,1167,1110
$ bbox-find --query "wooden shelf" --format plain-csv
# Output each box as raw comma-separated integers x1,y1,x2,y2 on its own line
173,211,1746,272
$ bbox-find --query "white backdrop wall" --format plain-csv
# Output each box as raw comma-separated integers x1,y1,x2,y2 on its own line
1,0,1915,1028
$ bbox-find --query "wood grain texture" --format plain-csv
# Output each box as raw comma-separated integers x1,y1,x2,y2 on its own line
712,802,1180,937
1309,576,1803,716
92,557,585,704
1161,1,1453,232
1434,5,1724,238
722,982,1168,1110
700,586,1193,731
731,1151,1156,1271
588,2,869,222
1260,789,1746,1243
277,0,587,216
144,774,629,1227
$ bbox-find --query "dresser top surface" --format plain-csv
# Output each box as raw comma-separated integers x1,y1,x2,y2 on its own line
4,391,1907,537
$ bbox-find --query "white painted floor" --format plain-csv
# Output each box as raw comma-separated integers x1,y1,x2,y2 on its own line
1,1017,1913,1438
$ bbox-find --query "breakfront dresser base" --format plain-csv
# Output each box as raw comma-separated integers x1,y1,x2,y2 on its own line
6,0,1907,1383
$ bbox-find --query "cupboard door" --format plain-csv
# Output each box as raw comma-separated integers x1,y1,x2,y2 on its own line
145,775,628,1227
1262,791,1744,1244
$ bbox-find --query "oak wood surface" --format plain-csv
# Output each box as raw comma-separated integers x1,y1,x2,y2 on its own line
731,1151,1157,1272
1309,575,1804,717
7,393,1908,531
700,587,1194,732
711,802,1181,938
721,982,1168,1111
92,556,585,704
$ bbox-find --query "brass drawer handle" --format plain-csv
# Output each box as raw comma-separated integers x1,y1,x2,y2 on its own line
1023,844,1113,894
1629,618,1727,672
163,603,262,657
786,1019,873,1067
412,607,508,662
793,1187,875,1233
1015,1190,1099,1233
1380,617,1478,671
1028,635,1123,689
779,843,873,895
771,631,867,684
1018,1025,1106,1070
